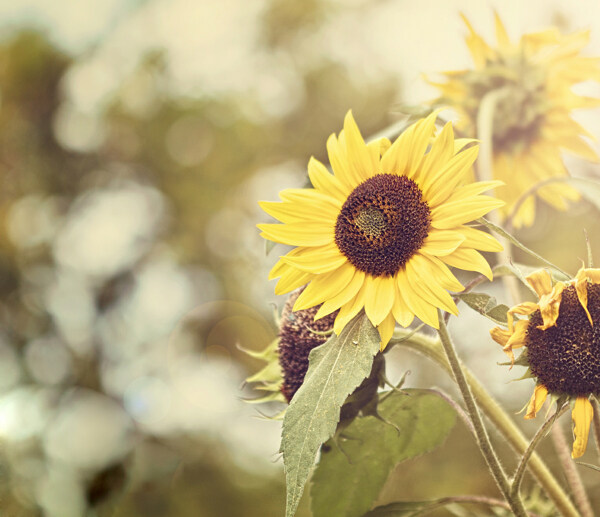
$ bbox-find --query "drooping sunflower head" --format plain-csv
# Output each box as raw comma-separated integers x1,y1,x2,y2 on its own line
430,13,600,228
244,288,336,405
258,110,503,349
490,267,600,458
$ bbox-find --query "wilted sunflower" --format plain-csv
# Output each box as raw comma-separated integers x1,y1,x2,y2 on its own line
245,288,337,404
258,111,503,348
490,268,600,458
430,14,600,228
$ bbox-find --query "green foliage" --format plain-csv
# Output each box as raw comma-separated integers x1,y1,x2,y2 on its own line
310,390,457,517
281,312,380,517
456,292,509,325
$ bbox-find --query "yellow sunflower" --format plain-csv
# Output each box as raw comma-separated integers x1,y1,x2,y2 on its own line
430,13,600,228
258,111,503,348
490,267,600,458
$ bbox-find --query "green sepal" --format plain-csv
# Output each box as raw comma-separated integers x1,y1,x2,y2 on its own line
498,349,529,368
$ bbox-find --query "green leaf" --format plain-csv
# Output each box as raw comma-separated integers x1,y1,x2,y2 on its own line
456,292,508,325
281,311,380,517
310,390,457,517
477,218,570,279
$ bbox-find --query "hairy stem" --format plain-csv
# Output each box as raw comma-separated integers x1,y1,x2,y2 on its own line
592,398,600,461
436,313,527,516
551,424,594,517
390,329,581,517
511,403,569,499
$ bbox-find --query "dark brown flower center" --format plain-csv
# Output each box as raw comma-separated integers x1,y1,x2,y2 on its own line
334,174,430,277
526,284,600,396
278,289,337,402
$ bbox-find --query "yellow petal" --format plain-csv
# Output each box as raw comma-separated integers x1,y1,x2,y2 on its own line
440,248,493,281
378,311,397,351
258,222,333,246
431,195,504,230
457,226,503,252
343,110,376,183
525,269,553,297
422,255,464,292
406,256,458,315
391,282,415,327
334,288,367,335
274,267,313,295
507,302,538,332
269,247,303,280
314,269,365,320
576,267,600,326
525,385,548,420
572,397,594,458
494,11,511,51
418,121,455,186
282,242,347,274
405,110,441,180
307,157,349,202
490,326,510,347
423,145,480,207
293,262,356,311
503,320,529,364
537,282,565,330
397,269,439,328
420,230,466,257
364,275,396,326
327,133,355,191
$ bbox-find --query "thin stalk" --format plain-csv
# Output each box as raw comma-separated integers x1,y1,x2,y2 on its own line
592,398,600,461
551,424,594,517
476,90,521,303
390,330,581,517
420,388,476,438
410,494,543,517
436,313,527,516
511,403,569,499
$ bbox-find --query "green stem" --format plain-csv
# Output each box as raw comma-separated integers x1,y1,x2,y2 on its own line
511,403,568,499
390,330,581,517
436,313,527,517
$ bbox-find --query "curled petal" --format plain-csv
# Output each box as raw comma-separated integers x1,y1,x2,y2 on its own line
503,320,529,365
572,397,594,458
537,282,565,330
525,269,553,297
490,326,510,347
524,385,548,419
507,302,538,332
575,267,600,326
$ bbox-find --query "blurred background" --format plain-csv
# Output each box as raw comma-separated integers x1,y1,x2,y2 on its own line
1,0,600,515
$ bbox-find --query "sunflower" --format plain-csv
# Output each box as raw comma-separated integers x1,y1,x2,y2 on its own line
258,110,503,348
430,13,600,228
245,288,337,404
490,267,600,458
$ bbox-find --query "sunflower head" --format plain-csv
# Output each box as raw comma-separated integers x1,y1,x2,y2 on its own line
278,288,337,402
490,267,600,458
430,13,600,228
258,110,503,348
244,288,336,405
